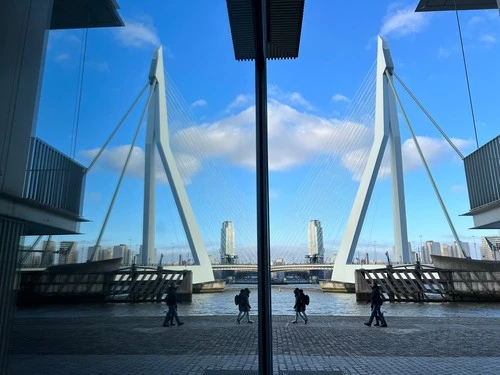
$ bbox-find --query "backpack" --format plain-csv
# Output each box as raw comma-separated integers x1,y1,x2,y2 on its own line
234,294,241,305
304,294,310,306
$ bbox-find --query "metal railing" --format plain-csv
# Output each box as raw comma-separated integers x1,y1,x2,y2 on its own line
464,135,500,210
22,137,86,216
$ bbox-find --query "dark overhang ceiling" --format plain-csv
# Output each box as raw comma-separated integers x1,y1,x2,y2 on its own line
50,0,124,30
226,0,305,61
415,0,499,12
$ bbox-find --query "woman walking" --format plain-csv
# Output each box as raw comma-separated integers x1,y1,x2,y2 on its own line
292,288,308,324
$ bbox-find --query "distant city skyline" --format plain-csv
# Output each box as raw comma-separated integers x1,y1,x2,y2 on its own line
20,233,500,268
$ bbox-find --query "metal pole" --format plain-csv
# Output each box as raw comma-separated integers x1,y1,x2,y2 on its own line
253,0,272,373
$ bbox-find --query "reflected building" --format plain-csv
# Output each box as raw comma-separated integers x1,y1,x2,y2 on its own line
113,244,130,266
307,220,324,263
481,237,500,260
220,221,236,264
58,241,78,264
40,240,56,267
424,241,440,263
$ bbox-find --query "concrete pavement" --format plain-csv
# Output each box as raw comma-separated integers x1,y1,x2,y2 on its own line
8,315,500,374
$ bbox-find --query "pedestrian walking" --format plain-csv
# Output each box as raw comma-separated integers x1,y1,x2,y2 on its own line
364,280,387,327
292,288,308,324
163,283,184,327
236,288,253,324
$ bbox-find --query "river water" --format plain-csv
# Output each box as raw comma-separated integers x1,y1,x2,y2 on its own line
15,284,500,319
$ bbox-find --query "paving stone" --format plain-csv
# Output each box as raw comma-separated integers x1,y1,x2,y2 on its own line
7,316,500,374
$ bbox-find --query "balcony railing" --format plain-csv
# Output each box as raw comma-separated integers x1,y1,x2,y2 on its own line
464,135,500,210
22,137,86,216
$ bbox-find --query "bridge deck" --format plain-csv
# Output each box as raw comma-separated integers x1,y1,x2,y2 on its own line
9,315,500,374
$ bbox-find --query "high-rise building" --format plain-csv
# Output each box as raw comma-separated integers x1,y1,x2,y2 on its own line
40,240,56,267
480,237,500,260
220,221,236,264
87,246,100,261
58,241,78,264
440,243,450,257
449,241,470,258
424,241,440,263
113,244,130,266
308,220,324,263
421,245,431,264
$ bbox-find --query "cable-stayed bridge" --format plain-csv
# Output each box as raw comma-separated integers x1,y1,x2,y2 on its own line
70,36,470,286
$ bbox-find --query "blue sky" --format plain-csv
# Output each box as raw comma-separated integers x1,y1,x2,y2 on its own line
35,1,500,263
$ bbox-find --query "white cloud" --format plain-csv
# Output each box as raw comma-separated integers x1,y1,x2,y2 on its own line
332,94,350,103
81,96,472,183
226,94,252,112
380,7,429,38
468,16,484,26
268,85,314,110
479,33,497,44
55,53,71,63
191,99,208,108
115,18,160,48
341,136,473,181
80,145,200,185
176,100,371,171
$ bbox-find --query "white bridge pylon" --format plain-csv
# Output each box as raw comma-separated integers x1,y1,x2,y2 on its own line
332,37,410,284
142,47,214,285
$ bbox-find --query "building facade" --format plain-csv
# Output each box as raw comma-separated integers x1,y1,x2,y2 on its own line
480,236,500,261
308,220,324,263
113,244,130,266
58,241,78,264
220,221,236,264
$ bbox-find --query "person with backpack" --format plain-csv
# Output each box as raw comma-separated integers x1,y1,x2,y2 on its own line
236,288,253,324
163,283,184,327
364,280,387,327
292,288,309,324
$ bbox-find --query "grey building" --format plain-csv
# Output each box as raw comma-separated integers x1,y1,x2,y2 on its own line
307,220,324,263
220,221,236,264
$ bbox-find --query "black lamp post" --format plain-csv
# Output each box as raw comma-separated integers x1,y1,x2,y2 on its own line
226,1,305,372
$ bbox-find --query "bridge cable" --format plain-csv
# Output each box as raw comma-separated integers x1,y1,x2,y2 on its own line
70,24,89,159
453,0,480,149
274,60,377,262
165,72,257,263
19,235,43,266
274,63,373,260
393,73,465,160
386,72,467,258
85,82,149,174
93,80,157,254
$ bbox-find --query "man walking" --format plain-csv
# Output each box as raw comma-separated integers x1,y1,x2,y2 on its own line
163,283,184,327
237,288,253,324
364,280,387,327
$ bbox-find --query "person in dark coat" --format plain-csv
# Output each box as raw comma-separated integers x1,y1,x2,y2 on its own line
163,283,184,327
292,288,308,324
236,288,253,324
237,288,253,324
364,280,387,327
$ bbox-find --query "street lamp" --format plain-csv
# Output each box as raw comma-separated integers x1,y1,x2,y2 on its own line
373,241,377,264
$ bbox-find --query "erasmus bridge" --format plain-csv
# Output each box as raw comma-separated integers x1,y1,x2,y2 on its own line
67,37,472,286
3,1,500,373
